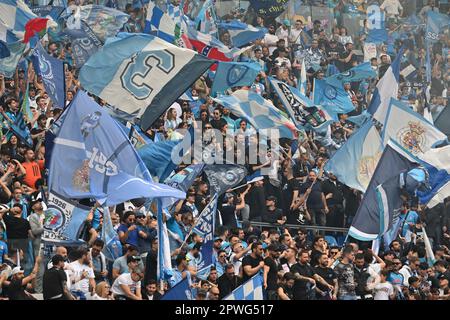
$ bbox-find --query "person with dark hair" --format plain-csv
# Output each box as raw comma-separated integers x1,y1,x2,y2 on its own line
353,253,373,300
43,254,74,300
142,279,162,300
89,239,107,284
242,241,264,282
334,245,357,300
21,149,44,191
315,253,338,300
263,243,282,300
68,248,96,300
112,245,144,280
373,269,395,300
310,236,326,267
277,272,296,300
217,264,242,299
117,211,139,248
169,254,193,288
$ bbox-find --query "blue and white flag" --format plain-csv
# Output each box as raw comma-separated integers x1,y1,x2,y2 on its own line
161,272,193,300
367,48,403,124
0,0,36,40
313,79,355,117
164,164,205,193
325,62,377,89
138,140,181,183
167,3,181,23
145,1,177,43
211,61,262,93
31,42,65,108
42,192,90,246
77,5,128,42
223,273,264,300
218,20,266,48
101,205,122,261
348,140,418,241
192,193,217,271
382,99,447,155
204,164,247,196
157,199,173,282
299,58,307,95
61,21,102,68
426,11,449,43
269,77,334,131
79,32,214,131
195,0,217,36
48,90,186,206
325,121,383,192
0,41,27,77
212,89,296,139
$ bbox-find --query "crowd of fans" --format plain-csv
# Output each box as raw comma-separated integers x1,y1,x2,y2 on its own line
0,0,449,300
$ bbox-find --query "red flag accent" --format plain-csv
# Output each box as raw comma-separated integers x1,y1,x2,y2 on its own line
23,18,49,43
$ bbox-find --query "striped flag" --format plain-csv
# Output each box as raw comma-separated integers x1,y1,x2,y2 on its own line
145,1,177,44
223,274,264,300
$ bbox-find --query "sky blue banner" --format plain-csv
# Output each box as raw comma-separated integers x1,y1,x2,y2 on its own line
211,61,262,94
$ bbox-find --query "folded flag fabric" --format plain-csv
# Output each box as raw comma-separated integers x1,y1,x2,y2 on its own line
381,99,447,155
325,62,377,89
211,61,262,93
325,120,383,192
426,10,449,43
218,20,266,48
223,273,264,300
0,41,27,77
145,1,177,43
269,77,334,131
213,89,296,139
79,32,214,131
313,79,355,118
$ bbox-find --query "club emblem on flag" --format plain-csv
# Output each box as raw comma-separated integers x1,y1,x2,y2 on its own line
335,70,356,81
324,85,337,99
227,64,250,86
44,208,65,231
397,121,426,154
358,152,382,187
80,111,102,138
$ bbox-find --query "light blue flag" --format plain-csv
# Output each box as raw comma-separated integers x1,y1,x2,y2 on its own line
41,192,90,246
79,32,214,131
348,140,418,241
211,61,262,94
164,164,205,193
31,42,65,108
269,77,334,131
325,120,383,192
138,140,180,183
101,205,122,261
212,90,295,139
382,99,447,155
223,273,264,300
0,0,36,40
347,110,371,127
48,90,186,206
144,1,177,43
367,28,388,44
367,48,403,124
192,194,218,271
325,62,377,89
0,41,27,77
195,0,217,36
218,20,267,48
426,11,449,43
313,79,355,118
157,200,174,282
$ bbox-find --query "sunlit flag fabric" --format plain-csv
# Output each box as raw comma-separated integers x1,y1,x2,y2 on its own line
325,62,377,89
367,48,403,124
211,61,262,94
79,32,214,130
218,20,266,48
426,11,449,43
212,89,296,139
223,273,264,300
0,0,37,40
0,41,26,77
162,272,193,300
48,90,186,206
325,121,383,192
269,77,334,131
164,164,205,194
80,33,213,129
31,42,65,108
348,140,418,241
381,99,447,155
144,1,177,43
313,79,355,118
195,0,217,36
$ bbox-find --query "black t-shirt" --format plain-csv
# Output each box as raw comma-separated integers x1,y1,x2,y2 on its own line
43,267,67,300
6,278,33,300
291,262,315,299
300,181,324,210
220,204,237,228
3,214,31,239
338,50,357,72
210,118,227,131
310,249,323,267
314,266,336,292
195,194,208,213
262,208,284,224
278,283,294,300
242,254,263,282
263,256,279,290
281,178,300,215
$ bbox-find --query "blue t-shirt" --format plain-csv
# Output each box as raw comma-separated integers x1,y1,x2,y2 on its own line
0,240,8,264
117,224,139,248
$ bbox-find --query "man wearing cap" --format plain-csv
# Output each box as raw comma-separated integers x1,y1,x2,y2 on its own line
112,245,144,280
0,254,40,300
275,19,290,44
43,254,74,300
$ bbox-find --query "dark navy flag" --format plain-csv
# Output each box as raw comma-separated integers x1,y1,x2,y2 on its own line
192,194,218,271
248,0,289,18
348,140,418,241
31,42,65,108
31,5,65,20
434,105,450,136
48,90,186,206
204,164,247,196
161,272,193,300
61,21,103,68
0,40,10,58
164,164,205,193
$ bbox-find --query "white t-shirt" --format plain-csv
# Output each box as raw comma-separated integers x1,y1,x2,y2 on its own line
69,260,95,293
373,282,394,300
112,273,141,296
230,252,243,276
380,0,403,16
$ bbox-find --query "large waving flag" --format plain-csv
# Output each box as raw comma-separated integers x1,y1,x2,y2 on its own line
79,33,214,130
138,140,181,183
145,1,177,43
348,140,418,241
31,42,65,108
211,61,262,93
223,273,264,300
0,41,26,77
313,79,355,117
325,121,383,192
204,164,247,196
218,20,266,48
0,0,36,40
426,11,449,43
325,62,377,89
48,90,186,206
381,99,447,155
269,77,334,131
367,48,403,124
213,89,296,139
